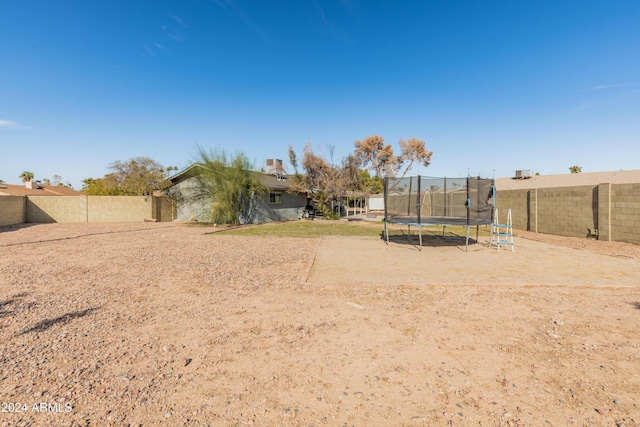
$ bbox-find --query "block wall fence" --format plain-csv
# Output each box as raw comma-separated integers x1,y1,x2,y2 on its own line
0,196,26,227
0,196,176,226
496,183,640,245
2,186,639,245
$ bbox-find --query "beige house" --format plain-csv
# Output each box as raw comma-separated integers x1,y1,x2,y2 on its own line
0,181,83,196
496,170,640,190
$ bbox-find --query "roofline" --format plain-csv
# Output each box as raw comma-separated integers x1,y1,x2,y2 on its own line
168,163,205,183
169,163,294,190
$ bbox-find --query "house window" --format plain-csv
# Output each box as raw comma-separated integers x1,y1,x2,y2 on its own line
269,192,282,204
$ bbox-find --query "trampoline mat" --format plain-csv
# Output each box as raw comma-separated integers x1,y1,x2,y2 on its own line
387,216,491,226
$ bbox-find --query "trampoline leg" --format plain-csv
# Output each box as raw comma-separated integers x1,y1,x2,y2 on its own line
418,225,423,251
384,220,389,245
465,225,470,252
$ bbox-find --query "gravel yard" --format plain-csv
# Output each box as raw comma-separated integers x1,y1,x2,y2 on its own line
1,222,640,426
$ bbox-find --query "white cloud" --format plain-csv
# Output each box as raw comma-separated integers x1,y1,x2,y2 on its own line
168,14,188,29
572,99,609,113
212,0,271,43
167,31,185,42
141,44,156,56
590,83,637,90
0,119,18,128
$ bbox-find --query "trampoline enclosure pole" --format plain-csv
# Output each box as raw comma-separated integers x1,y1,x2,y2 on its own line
443,177,447,217
491,182,496,223
417,176,422,251
408,177,413,217
384,177,389,244
466,176,470,227
417,176,421,231
466,225,470,252
466,176,470,252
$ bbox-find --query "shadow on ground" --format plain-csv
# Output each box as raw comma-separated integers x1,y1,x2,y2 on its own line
0,225,178,247
381,230,485,250
17,307,101,335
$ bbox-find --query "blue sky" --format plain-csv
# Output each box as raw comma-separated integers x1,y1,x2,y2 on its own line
1,0,639,189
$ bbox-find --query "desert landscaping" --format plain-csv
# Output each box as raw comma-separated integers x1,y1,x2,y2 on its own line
1,221,639,426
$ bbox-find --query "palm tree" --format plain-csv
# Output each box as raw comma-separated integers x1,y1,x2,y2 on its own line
19,171,35,182
569,166,582,174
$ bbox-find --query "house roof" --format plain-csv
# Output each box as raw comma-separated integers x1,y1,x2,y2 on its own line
167,163,205,185
0,183,84,196
169,163,293,191
0,184,84,196
495,170,640,190
257,172,291,191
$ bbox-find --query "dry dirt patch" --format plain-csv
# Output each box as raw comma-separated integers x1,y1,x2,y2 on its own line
307,231,640,286
1,223,639,426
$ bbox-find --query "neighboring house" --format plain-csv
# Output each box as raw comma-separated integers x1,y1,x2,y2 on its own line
0,181,83,196
495,169,640,190
167,163,308,223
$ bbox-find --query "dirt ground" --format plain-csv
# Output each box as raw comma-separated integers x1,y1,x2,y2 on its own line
1,222,639,426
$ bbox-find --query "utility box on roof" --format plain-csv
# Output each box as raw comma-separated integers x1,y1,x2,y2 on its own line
515,170,533,179
265,159,285,177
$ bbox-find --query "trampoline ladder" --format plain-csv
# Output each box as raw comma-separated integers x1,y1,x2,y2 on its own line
490,208,515,252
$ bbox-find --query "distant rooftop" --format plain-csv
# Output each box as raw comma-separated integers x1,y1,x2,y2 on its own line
0,183,83,196
495,170,640,190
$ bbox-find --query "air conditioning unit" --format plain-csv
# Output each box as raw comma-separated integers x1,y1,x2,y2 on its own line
515,170,533,179
265,159,285,178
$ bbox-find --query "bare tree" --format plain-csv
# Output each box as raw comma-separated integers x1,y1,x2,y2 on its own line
397,138,433,179
107,157,171,195
354,135,432,179
83,157,171,196
354,135,397,177
288,146,299,174
326,144,336,166
288,143,362,217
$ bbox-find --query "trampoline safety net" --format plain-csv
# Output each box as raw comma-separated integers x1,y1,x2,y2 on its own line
383,176,495,250
384,176,494,224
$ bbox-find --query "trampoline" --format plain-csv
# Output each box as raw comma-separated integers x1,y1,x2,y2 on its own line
383,176,495,251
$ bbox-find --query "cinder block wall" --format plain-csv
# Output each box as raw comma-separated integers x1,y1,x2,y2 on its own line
496,183,640,245
495,190,530,231
9,195,175,224
536,185,596,238
153,196,177,222
611,183,640,244
87,196,152,222
27,196,88,223
497,186,596,238
0,196,26,226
